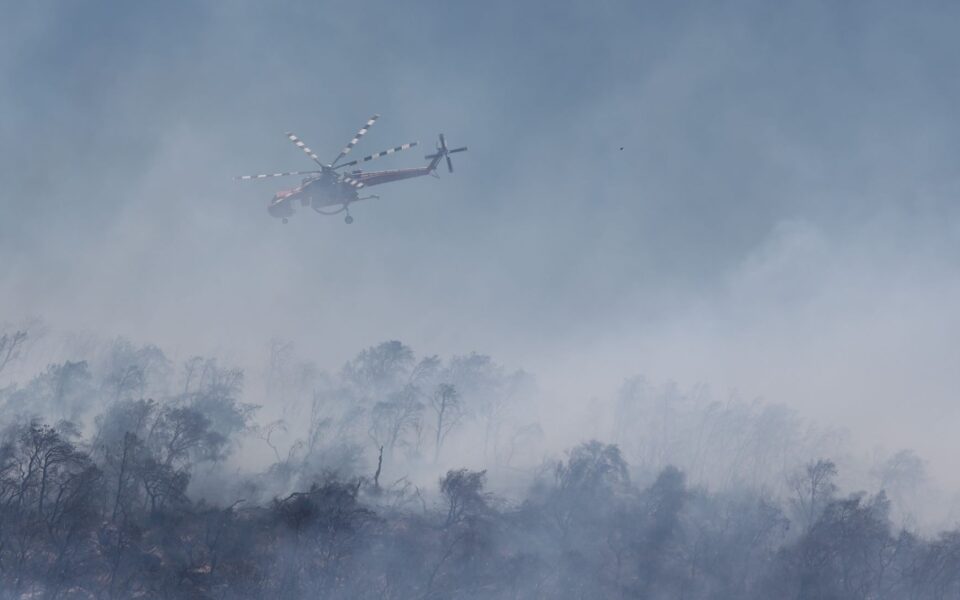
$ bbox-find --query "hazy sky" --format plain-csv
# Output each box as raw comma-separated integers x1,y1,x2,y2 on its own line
2,2,960,478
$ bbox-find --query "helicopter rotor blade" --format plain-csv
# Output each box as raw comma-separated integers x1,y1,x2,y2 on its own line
446,155,454,173
448,147,468,154
334,142,418,169
235,170,322,181
286,132,328,168
332,114,380,166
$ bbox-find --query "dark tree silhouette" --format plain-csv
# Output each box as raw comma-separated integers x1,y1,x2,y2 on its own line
0,338,956,598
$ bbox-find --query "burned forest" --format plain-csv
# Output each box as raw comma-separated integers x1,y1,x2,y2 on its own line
0,328,958,599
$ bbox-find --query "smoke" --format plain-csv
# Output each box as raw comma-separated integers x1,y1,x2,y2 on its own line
3,0,960,525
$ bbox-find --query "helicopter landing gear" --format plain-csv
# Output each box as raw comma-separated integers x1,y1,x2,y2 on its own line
344,214,354,224
282,217,288,224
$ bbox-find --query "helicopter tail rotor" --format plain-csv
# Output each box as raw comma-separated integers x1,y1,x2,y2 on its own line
425,133,467,173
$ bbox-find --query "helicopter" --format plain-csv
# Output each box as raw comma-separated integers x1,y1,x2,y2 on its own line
236,114,467,224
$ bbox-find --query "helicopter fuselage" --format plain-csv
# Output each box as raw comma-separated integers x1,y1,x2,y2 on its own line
267,174,358,219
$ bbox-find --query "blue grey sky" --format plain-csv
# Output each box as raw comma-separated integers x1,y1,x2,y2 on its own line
3,2,960,478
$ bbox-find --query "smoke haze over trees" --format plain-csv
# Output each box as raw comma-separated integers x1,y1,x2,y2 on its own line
4,0,960,597
0,328,956,598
